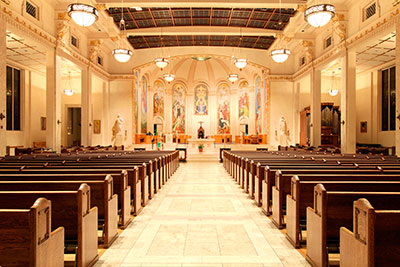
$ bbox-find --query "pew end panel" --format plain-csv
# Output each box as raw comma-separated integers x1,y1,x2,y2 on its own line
120,170,132,228
306,184,327,267
77,184,99,267
103,175,119,248
286,176,301,248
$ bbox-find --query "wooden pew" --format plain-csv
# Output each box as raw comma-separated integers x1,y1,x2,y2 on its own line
306,184,400,267
286,176,400,248
0,168,131,228
340,198,400,267
0,198,64,267
0,176,118,248
0,184,98,267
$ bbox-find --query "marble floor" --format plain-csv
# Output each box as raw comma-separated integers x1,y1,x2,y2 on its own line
95,161,310,267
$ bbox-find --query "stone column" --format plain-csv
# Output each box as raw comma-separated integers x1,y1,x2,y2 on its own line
81,67,92,147
0,15,6,155
341,50,357,154
102,80,110,145
292,82,300,145
310,68,321,147
23,70,32,147
396,23,400,155
46,49,62,152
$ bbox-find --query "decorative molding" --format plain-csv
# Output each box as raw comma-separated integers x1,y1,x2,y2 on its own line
332,13,347,40
300,40,314,61
0,3,56,47
89,40,102,63
267,75,294,82
109,74,135,80
56,12,70,41
393,0,400,7
0,0,9,5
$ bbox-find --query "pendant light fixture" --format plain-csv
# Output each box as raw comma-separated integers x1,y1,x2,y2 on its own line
68,3,98,27
234,28,247,70
271,0,290,63
112,2,133,63
305,3,335,28
154,29,169,70
328,71,338,96
64,71,75,96
163,55,175,82
228,74,239,83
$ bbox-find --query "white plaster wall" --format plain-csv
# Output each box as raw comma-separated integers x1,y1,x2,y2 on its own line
30,71,47,144
270,81,295,147
109,80,133,147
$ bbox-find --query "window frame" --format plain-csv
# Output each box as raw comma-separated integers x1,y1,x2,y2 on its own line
380,65,396,132
6,65,22,131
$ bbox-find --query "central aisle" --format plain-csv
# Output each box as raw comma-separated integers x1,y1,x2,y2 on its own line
95,161,310,267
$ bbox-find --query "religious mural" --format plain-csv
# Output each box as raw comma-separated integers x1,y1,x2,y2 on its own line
153,80,164,119
172,83,185,133
217,83,230,134
238,80,249,118
194,84,208,115
255,76,262,134
134,71,139,133
141,77,147,133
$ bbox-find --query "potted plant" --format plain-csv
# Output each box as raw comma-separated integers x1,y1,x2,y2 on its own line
198,143,204,152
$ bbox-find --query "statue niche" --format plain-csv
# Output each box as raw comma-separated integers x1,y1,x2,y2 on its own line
198,126,205,139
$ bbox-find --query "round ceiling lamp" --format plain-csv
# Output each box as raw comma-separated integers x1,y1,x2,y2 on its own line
328,89,338,96
155,58,169,70
67,3,98,27
234,58,247,70
64,89,75,96
304,4,335,28
163,73,175,82
271,48,291,63
228,74,239,83
113,48,133,63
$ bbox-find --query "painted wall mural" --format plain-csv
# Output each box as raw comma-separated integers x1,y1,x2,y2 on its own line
238,80,249,118
141,76,147,133
172,83,186,133
255,76,262,134
153,80,164,119
217,83,230,134
134,71,139,133
194,83,208,115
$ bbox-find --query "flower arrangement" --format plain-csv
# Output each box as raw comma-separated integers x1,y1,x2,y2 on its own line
198,143,204,149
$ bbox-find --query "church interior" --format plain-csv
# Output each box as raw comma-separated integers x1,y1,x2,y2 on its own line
1,0,400,266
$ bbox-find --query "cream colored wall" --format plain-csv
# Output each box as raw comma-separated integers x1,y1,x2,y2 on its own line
30,71,47,144
109,80,133,147
270,81,295,147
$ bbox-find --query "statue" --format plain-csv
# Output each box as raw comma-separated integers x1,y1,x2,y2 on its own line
112,114,124,146
279,116,290,146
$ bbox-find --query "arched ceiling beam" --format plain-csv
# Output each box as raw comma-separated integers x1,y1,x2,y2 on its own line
97,0,305,8
125,26,280,37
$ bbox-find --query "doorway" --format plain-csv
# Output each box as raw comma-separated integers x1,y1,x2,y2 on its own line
67,107,81,147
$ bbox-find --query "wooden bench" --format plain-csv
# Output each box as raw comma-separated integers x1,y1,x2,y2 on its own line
0,175,118,248
340,198,400,267
271,169,400,228
0,184,98,267
0,198,64,267
306,184,400,267
285,176,400,248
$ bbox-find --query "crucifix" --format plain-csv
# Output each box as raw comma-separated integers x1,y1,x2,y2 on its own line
198,121,204,127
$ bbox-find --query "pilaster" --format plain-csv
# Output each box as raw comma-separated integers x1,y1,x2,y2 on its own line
81,67,93,146
0,15,6,155
340,50,357,154
46,49,62,152
310,68,321,147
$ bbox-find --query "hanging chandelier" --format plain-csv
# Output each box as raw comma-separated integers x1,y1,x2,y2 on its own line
304,4,335,28
328,71,338,96
67,3,98,27
113,48,133,63
64,71,74,96
271,48,291,63
163,73,175,82
234,58,247,70
228,74,238,83
155,57,169,70
112,6,133,63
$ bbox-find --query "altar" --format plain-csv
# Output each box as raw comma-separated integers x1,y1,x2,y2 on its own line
187,138,215,148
